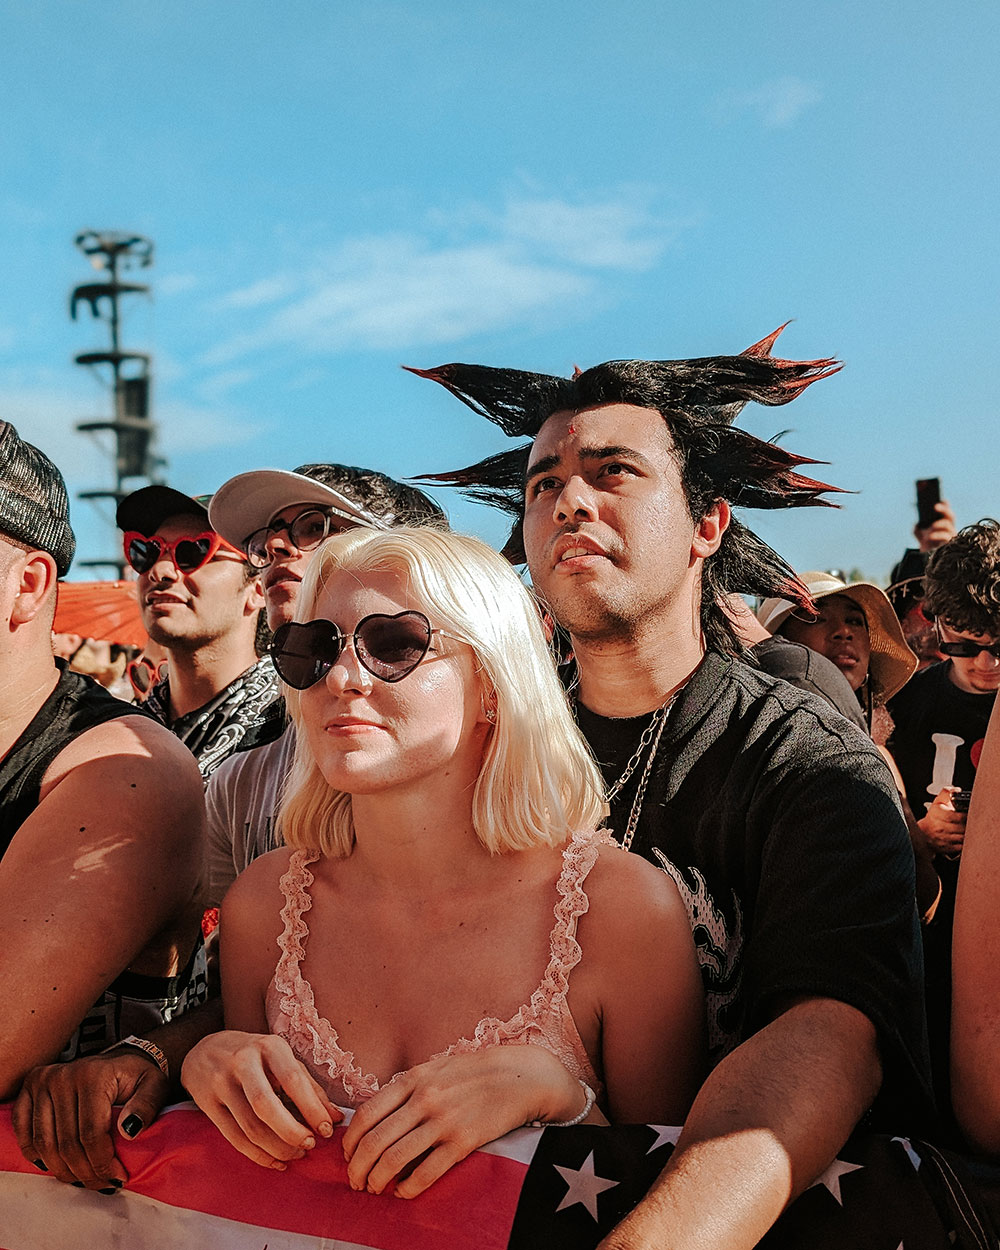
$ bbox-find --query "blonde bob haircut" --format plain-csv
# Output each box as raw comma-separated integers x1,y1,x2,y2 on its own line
279,526,607,858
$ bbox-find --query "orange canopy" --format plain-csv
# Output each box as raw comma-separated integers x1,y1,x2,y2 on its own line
53,580,147,648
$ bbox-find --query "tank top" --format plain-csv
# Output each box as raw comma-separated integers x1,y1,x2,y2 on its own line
0,665,142,856
0,663,210,1055
266,828,609,1108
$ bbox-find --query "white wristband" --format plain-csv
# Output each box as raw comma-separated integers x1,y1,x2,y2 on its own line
527,1080,595,1128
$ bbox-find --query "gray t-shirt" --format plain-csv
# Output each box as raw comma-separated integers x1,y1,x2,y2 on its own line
205,724,296,907
749,635,867,730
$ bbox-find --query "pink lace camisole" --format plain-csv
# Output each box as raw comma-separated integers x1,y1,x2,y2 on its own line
265,828,609,1108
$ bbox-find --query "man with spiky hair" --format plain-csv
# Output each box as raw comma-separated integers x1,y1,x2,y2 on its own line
411,327,933,1250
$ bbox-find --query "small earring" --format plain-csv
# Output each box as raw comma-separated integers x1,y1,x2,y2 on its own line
483,703,496,723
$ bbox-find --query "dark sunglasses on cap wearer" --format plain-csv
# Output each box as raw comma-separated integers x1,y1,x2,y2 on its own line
245,508,356,570
935,624,1000,661
123,530,243,576
269,611,463,689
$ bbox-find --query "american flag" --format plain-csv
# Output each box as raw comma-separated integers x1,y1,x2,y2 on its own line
0,1103,991,1249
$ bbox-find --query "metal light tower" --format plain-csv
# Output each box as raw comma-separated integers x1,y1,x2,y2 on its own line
70,229,164,576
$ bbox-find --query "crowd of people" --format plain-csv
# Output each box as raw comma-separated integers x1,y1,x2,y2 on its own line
1,322,999,1249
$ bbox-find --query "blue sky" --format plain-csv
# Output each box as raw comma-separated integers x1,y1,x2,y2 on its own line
3,0,998,582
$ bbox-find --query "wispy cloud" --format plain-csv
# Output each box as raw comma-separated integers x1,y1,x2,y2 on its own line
158,272,201,297
201,191,682,365
499,197,670,269
715,77,822,129
195,368,257,401
212,274,302,312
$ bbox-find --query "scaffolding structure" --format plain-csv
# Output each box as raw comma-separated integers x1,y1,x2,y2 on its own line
70,229,163,576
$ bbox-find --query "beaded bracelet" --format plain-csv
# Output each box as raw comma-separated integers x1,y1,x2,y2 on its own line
526,1080,595,1128
102,1035,169,1081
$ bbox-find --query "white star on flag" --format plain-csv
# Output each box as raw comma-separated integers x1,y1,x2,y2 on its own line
646,1125,681,1154
809,1157,864,1205
554,1149,619,1220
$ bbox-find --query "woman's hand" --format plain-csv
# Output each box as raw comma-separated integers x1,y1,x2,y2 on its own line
180,1031,343,1169
918,787,967,856
342,1045,590,1198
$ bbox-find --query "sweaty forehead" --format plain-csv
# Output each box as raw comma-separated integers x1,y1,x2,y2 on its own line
313,563,413,617
528,402,675,470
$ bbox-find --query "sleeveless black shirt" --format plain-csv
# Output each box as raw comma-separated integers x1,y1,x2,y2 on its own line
0,664,143,857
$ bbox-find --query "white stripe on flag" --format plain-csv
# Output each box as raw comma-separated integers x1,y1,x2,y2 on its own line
0,1171,382,1250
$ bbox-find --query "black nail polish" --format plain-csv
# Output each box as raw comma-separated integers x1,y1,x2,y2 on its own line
121,1114,144,1137
98,1186,119,1196
107,1178,124,1188
32,1159,48,1172
71,1181,85,1188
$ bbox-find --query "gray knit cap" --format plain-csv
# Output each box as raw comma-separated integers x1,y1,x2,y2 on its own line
0,422,76,576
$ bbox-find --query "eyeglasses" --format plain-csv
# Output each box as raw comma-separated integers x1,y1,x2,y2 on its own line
270,611,460,689
245,508,354,569
123,530,243,575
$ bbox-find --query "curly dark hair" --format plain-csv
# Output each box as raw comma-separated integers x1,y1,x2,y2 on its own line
923,519,1000,637
294,463,447,529
409,325,842,654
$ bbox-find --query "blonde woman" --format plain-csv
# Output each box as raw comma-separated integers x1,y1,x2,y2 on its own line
182,527,704,1197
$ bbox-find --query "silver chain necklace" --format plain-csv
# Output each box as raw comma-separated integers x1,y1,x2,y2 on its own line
605,695,673,801
597,689,681,852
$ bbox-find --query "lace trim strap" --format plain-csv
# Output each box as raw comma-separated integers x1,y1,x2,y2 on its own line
530,826,611,1012
460,828,610,1055
272,849,382,1102
275,849,320,964
268,833,607,1100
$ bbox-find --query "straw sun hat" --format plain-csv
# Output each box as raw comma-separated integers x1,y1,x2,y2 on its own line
757,572,917,703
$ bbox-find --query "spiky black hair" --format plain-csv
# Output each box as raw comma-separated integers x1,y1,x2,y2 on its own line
409,325,843,654
404,324,839,435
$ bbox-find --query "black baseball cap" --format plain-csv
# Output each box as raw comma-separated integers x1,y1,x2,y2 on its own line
116,485,213,535
0,421,76,576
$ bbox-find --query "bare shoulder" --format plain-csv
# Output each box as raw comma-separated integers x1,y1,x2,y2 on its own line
222,845,296,914
42,711,202,792
219,847,296,974
28,714,204,864
581,834,689,939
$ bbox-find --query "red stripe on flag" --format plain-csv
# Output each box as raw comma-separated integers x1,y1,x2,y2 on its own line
0,1103,530,1250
